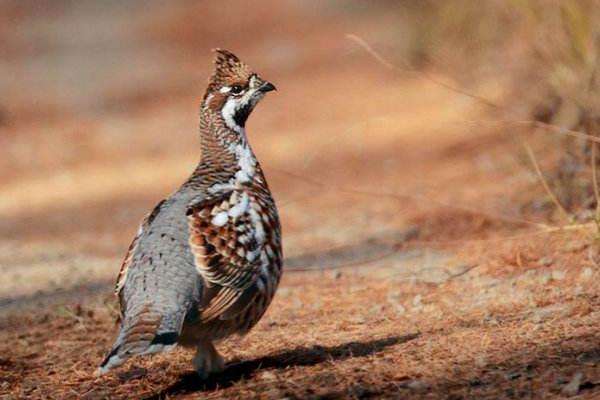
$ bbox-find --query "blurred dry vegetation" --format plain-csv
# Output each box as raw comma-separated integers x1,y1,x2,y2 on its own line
1,1,600,399
407,0,600,219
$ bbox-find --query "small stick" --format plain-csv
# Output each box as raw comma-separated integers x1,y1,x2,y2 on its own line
591,141,600,235
523,142,571,223
346,33,500,109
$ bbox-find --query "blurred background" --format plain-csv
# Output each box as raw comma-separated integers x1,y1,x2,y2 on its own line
1,1,599,398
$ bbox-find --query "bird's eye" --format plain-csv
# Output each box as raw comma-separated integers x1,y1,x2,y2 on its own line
230,85,243,94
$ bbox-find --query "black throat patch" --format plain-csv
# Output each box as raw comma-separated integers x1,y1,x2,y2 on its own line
233,102,253,128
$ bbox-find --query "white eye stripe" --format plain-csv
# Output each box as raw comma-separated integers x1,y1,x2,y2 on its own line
220,86,232,93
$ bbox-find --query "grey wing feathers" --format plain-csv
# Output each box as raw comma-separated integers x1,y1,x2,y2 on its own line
98,198,201,374
98,304,183,374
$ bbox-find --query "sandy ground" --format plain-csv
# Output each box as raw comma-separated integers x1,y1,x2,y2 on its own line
1,1,599,399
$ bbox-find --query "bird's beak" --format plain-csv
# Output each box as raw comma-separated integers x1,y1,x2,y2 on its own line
259,81,276,93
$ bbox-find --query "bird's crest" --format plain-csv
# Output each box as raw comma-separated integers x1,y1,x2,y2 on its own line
207,49,253,92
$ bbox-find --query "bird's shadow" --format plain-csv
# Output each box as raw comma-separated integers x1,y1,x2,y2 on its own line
145,332,420,399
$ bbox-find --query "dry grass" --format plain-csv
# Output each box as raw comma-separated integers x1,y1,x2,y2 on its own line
2,230,599,399
390,1,600,220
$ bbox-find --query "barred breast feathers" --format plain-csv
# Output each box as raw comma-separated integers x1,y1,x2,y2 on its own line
186,183,280,323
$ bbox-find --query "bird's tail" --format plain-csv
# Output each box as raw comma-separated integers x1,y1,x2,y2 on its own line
96,305,183,375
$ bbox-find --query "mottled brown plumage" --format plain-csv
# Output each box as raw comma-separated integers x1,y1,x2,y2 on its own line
98,49,281,378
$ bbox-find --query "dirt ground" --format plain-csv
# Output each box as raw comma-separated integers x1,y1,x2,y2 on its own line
1,1,599,399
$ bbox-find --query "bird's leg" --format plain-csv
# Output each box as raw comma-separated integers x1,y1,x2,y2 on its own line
192,340,225,379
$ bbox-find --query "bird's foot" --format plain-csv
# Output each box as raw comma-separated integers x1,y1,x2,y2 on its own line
193,340,225,379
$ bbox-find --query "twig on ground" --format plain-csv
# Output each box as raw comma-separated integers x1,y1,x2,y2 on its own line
588,246,599,268
272,168,550,229
591,142,600,233
446,264,479,280
383,263,478,285
286,247,421,273
523,142,571,223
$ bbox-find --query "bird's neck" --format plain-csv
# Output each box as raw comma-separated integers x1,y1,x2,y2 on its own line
191,106,260,190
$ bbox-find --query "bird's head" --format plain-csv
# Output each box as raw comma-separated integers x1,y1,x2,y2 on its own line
203,49,276,133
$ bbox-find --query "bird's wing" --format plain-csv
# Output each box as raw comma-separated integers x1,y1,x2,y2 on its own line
114,199,165,313
186,190,271,322
98,198,199,374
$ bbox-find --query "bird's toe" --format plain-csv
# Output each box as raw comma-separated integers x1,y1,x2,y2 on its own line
193,342,225,379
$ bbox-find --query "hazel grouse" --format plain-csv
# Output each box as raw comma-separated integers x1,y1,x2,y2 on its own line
97,49,282,378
